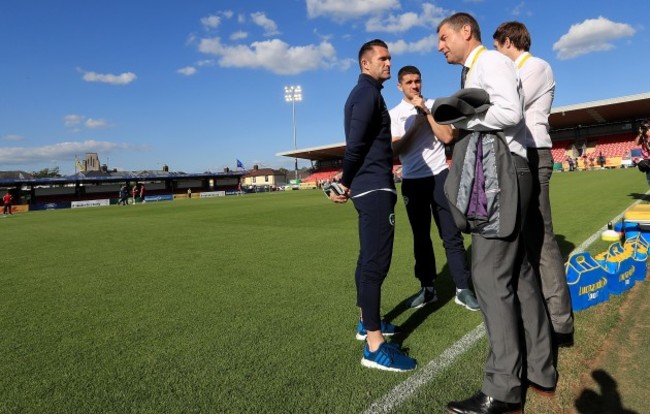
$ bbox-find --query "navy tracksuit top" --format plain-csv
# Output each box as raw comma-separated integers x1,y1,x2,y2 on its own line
341,74,395,195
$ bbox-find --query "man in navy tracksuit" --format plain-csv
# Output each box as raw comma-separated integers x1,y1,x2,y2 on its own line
329,39,416,372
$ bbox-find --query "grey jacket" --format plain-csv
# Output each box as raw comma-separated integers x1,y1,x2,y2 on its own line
432,88,519,239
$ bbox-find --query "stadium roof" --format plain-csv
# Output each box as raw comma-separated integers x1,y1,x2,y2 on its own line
277,142,346,162
549,92,650,130
278,92,650,161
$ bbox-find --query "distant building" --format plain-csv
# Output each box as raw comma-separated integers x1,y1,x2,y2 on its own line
241,165,287,190
82,153,101,172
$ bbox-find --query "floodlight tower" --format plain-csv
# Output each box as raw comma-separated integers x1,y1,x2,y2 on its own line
284,85,302,182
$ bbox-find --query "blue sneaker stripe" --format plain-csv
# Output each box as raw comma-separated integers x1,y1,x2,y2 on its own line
378,353,389,366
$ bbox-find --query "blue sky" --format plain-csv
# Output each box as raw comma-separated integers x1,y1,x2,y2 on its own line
1,0,648,175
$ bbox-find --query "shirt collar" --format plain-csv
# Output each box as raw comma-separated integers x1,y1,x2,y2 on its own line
515,51,532,68
359,73,384,90
463,45,486,68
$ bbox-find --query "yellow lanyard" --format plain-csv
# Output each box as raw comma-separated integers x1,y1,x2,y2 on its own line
517,52,532,68
466,46,487,82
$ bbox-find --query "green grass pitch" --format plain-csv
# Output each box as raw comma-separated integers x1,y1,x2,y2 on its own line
0,167,646,413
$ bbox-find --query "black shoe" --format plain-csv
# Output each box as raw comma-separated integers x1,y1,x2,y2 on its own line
554,331,574,348
447,391,522,414
527,381,556,398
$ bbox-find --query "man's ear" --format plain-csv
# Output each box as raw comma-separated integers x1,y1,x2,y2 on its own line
360,58,368,72
462,24,473,41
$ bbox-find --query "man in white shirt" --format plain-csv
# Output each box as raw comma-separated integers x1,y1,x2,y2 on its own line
493,21,574,348
437,12,555,414
389,65,479,312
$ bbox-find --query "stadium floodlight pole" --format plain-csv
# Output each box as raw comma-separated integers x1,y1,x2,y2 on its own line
284,85,302,182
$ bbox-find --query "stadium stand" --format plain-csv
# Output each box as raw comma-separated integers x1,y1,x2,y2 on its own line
593,134,637,158
551,140,573,163
301,166,341,183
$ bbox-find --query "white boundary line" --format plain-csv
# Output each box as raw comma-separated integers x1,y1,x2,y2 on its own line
361,324,485,414
569,190,650,255
362,191,650,414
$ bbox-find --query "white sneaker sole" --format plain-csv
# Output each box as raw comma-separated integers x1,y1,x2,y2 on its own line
410,295,438,309
360,357,416,372
454,296,480,311
356,331,397,341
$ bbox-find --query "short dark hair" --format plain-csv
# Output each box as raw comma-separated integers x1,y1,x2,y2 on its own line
437,12,481,42
358,39,388,69
397,65,421,82
493,21,531,51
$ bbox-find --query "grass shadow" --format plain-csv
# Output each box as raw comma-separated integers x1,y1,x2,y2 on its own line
574,369,638,414
555,233,576,259
384,263,460,345
628,192,650,202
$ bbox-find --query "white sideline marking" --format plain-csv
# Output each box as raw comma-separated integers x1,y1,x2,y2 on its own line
361,324,485,414
363,190,650,414
569,190,650,256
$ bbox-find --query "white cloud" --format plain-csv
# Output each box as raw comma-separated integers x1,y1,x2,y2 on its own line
177,66,198,76
306,0,399,20
366,3,447,33
0,140,138,165
85,118,110,129
196,59,215,67
198,37,346,75
64,114,84,126
238,14,246,24
222,10,234,19
230,31,248,41
388,34,439,55
64,114,111,129
1,134,24,142
553,16,636,60
81,70,137,85
509,2,533,17
250,12,279,36
201,14,221,29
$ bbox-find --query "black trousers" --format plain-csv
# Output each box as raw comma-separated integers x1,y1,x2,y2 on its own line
352,190,396,332
401,170,471,289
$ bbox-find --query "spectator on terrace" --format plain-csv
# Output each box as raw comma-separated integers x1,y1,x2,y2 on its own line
3,191,14,215
132,184,139,204
634,120,650,184
567,157,575,171
118,185,129,206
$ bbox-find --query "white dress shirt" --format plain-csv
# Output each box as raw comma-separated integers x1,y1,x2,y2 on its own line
516,52,555,149
455,45,527,159
389,99,448,179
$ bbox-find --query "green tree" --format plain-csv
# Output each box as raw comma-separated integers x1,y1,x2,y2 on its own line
32,167,62,178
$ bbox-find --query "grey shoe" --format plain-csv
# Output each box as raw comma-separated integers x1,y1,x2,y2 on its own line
455,289,480,311
408,287,438,309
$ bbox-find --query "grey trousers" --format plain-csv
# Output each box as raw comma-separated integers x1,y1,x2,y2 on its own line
472,154,556,403
525,148,574,335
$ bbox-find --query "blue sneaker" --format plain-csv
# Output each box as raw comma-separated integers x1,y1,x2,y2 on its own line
455,289,480,311
356,320,401,341
361,342,417,372
408,287,438,309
